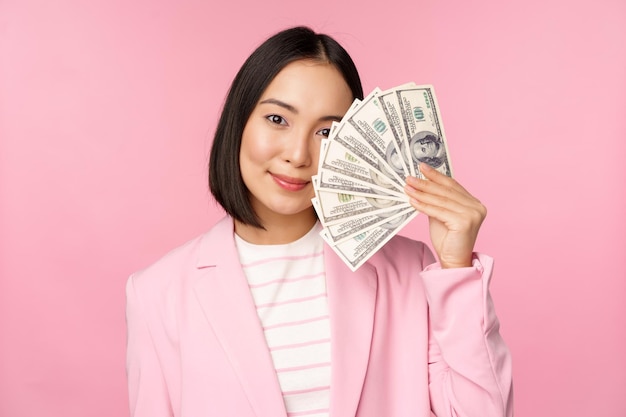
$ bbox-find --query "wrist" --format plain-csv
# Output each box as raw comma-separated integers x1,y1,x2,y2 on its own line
440,255,473,269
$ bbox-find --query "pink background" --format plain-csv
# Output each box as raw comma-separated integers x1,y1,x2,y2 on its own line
1,0,625,416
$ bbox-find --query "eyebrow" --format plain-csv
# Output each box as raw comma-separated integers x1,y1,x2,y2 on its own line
259,98,344,123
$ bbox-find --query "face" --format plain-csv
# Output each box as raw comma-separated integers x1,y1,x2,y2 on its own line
412,138,440,160
239,59,353,225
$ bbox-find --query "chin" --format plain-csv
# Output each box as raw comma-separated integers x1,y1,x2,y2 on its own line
279,205,315,217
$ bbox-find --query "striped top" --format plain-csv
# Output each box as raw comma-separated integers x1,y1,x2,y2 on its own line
235,223,330,417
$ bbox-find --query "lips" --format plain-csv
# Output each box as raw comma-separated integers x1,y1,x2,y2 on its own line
270,173,310,192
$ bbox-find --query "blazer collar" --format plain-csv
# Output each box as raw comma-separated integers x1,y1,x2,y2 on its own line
193,217,287,416
195,216,236,269
193,216,378,417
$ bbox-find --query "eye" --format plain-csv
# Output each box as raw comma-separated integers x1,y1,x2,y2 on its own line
266,114,287,125
317,127,331,138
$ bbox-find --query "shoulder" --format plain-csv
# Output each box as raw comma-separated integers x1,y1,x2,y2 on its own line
127,216,232,297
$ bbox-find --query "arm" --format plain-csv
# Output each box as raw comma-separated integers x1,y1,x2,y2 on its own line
422,253,513,417
126,275,174,417
405,163,513,415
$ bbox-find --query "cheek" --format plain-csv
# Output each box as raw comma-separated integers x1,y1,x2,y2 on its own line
241,129,276,164
310,144,321,172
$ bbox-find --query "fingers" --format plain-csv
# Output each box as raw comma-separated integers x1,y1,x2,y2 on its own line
403,163,487,226
413,163,470,197
407,189,486,231
405,165,484,208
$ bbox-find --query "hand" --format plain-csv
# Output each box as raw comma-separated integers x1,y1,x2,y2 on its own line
404,163,486,269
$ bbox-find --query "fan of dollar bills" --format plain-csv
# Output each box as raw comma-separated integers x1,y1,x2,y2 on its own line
311,83,453,271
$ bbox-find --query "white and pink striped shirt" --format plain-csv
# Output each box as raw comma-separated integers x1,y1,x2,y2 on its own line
235,223,330,417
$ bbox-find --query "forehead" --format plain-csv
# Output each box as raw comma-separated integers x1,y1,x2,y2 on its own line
259,59,353,114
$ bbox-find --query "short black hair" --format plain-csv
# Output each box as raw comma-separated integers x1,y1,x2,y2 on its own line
208,26,364,228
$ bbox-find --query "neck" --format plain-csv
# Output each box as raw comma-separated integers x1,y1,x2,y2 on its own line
234,209,317,245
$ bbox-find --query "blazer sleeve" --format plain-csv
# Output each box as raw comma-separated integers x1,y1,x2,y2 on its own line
126,275,175,417
421,252,514,417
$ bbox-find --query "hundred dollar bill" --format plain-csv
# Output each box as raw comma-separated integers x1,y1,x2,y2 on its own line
328,119,405,188
321,205,416,245
320,210,418,272
320,135,404,193
394,85,453,178
314,170,407,200
377,83,416,176
344,89,410,181
311,190,411,225
311,82,455,271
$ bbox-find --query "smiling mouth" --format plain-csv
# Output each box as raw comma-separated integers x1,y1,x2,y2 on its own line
270,173,310,191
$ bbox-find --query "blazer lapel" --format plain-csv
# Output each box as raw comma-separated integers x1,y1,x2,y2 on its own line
325,246,378,417
192,217,287,417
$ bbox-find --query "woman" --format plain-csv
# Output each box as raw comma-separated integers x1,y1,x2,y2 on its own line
126,26,513,417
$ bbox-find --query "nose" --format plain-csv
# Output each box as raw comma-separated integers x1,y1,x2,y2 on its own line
283,129,313,167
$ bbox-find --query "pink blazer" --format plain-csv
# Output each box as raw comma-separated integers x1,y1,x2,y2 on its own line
126,216,513,417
